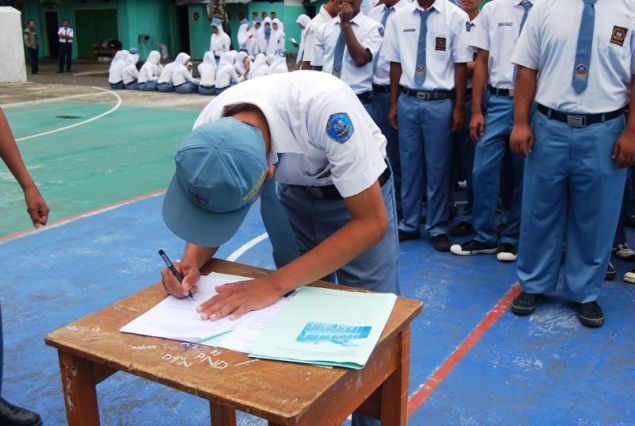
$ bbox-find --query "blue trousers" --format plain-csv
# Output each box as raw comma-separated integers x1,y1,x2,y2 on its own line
277,174,400,295
372,91,401,213
472,95,524,245
518,112,627,303
451,95,474,222
157,82,174,92
109,81,124,90
124,81,139,90
259,177,300,268
175,82,199,93
138,81,158,91
198,85,216,96
398,95,453,236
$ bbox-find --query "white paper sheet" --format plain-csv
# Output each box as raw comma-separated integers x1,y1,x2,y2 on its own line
120,272,253,342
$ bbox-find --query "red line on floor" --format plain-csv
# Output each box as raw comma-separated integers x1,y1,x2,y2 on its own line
0,189,166,244
408,282,522,416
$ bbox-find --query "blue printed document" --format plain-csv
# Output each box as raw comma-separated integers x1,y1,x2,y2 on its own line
250,286,397,369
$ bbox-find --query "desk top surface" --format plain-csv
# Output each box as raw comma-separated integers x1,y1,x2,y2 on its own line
46,259,422,422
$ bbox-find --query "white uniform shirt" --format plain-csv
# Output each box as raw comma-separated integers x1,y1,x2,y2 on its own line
194,71,387,197
313,13,383,94
470,0,537,89
58,27,73,43
512,0,635,113
382,0,473,90
210,32,231,58
303,6,334,64
367,0,408,86
122,63,140,85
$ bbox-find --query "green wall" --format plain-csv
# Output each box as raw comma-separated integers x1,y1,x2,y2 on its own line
188,4,210,60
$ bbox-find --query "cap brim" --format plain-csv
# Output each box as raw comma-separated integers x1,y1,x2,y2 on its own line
162,174,252,247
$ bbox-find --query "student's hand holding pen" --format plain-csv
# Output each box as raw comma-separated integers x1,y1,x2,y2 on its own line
160,261,200,298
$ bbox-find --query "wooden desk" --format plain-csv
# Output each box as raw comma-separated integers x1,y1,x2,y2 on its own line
45,259,423,426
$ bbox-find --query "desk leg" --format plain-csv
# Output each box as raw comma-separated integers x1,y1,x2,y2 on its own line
210,401,237,426
380,327,411,426
58,351,100,426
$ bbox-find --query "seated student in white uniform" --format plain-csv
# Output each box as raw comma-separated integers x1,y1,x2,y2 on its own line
198,51,217,96
301,0,340,70
138,50,163,91
234,51,250,77
122,48,140,90
160,74,398,426
215,51,245,93
210,18,231,63
107,50,128,90
157,59,176,92
312,0,383,114
268,49,289,74
248,53,269,79
172,52,200,94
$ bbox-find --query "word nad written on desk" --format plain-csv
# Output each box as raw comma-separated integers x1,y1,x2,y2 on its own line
120,272,397,369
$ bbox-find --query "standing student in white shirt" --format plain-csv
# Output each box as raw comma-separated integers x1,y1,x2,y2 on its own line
313,0,383,113
450,0,533,260
367,0,407,218
210,18,231,63
383,0,472,252
301,0,340,70
57,19,73,73
509,0,635,327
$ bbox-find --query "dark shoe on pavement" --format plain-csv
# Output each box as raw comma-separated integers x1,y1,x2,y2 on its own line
623,266,635,284
448,221,475,237
577,301,604,328
398,229,420,242
511,292,541,315
431,234,451,252
606,262,616,281
496,242,518,262
0,397,42,426
450,239,496,256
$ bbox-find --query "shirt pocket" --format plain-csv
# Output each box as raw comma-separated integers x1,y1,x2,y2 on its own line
432,32,451,57
597,24,630,60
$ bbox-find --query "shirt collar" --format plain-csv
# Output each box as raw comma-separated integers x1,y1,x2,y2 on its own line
413,0,444,14
514,0,532,6
319,5,333,21
384,0,406,12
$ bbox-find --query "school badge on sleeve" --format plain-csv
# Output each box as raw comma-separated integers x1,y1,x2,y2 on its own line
611,26,628,46
326,113,354,144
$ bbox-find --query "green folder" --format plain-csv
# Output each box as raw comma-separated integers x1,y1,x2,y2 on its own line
250,286,397,369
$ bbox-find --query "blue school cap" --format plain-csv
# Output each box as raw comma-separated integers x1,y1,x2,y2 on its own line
129,47,139,54
211,17,222,27
240,18,249,25
162,118,268,247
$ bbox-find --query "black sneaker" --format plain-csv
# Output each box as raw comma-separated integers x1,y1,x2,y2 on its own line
0,397,42,426
606,262,616,281
577,301,604,328
431,234,451,252
511,292,541,315
449,221,475,237
496,243,518,262
450,239,496,256
398,229,420,242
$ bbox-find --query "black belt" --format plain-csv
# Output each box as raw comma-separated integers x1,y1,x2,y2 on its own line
400,86,455,100
537,104,625,128
489,86,514,97
357,91,373,104
372,84,391,93
293,165,391,200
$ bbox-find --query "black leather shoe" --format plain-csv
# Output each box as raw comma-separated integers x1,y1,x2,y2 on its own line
577,301,604,328
0,398,42,426
511,292,541,316
448,221,475,237
605,262,616,281
398,229,420,242
431,234,451,252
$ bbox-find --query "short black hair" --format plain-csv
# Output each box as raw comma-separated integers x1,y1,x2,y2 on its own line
63,19,69,23
27,19,35,24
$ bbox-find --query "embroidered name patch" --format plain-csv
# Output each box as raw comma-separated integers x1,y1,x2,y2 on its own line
611,26,628,47
498,22,513,27
403,28,416,32
326,113,354,144
435,37,447,51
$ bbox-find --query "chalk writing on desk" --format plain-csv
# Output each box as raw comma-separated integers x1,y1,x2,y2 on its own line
161,352,229,370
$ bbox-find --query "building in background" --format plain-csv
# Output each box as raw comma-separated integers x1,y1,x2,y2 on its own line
2,0,326,61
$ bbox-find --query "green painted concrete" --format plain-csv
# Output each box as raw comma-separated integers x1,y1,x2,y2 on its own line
1,103,199,237
188,4,211,60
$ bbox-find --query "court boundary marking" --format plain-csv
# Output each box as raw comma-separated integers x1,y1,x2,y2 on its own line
14,87,122,142
1,91,113,109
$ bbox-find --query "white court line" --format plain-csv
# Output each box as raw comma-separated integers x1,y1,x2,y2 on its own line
15,87,122,142
227,232,269,262
1,91,111,109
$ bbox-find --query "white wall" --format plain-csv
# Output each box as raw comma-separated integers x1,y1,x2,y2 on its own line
0,7,27,83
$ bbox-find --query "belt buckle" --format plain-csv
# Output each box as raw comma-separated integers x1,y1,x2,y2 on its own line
566,115,586,128
416,91,431,100
507,89,514,97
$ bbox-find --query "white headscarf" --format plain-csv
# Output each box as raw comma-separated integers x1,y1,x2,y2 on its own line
172,52,199,85
108,50,128,83
267,18,285,55
269,52,288,74
198,51,217,87
235,51,249,75
139,50,162,83
249,53,269,79
257,17,272,54
295,14,311,64
122,53,140,84
210,21,230,56
237,22,250,50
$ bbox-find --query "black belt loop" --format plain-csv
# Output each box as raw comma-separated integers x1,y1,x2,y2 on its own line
399,86,455,100
537,103,624,128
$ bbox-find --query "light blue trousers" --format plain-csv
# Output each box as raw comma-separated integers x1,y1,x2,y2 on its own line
372,91,401,212
138,81,158,91
517,112,626,303
109,81,124,90
198,85,216,96
124,81,139,90
472,95,524,245
397,95,453,236
174,82,199,93
157,82,174,92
